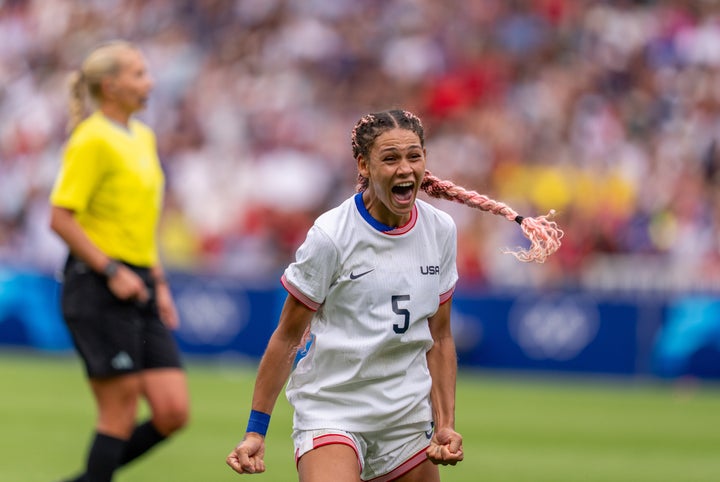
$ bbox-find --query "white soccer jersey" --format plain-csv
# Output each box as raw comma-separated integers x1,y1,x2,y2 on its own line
282,193,458,432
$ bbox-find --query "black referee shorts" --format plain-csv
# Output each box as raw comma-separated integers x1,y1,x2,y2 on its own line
60,255,183,379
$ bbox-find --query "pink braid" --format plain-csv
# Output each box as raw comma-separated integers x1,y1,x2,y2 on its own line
421,171,563,263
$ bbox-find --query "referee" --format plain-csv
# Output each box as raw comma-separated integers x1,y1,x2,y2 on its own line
49,40,189,482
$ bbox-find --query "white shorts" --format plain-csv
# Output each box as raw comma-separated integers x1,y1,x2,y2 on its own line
292,421,434,481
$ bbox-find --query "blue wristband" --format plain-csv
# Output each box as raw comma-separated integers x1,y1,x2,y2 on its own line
246,410,271,436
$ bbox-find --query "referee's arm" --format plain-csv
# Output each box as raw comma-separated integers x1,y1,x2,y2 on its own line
49,206,114,275
49,205,149,303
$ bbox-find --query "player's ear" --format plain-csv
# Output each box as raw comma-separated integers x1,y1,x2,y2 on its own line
357,154,370,179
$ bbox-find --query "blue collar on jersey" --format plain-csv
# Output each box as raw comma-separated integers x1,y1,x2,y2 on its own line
354,192,399,232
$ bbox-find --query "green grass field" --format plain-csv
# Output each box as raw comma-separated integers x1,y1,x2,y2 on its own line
1,350,719,482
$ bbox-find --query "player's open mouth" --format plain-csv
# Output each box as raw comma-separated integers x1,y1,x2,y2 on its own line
392,182,414,203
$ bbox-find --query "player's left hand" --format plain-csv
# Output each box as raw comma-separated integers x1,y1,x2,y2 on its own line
426,427,464,465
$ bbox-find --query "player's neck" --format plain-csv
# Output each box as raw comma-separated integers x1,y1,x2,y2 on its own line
99,104,131,127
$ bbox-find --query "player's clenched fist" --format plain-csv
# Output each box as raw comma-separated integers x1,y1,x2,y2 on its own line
227,434,266,475
426,427,464,466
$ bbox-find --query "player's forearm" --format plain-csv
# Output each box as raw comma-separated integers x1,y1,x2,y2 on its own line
250,333,300,415
427,335,458,430
250,295,313,416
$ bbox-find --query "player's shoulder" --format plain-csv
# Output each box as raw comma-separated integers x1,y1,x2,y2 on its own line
416,198,456,229
72,112,103,135
66,113,108,148
314,195,356,232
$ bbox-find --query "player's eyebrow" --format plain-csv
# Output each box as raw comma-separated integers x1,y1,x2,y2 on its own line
378,144,422,154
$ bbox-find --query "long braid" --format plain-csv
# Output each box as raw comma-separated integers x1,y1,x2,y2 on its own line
421,171,519,220
422,171,563,263
351,109,563,263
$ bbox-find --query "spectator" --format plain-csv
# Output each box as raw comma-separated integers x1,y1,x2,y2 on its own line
1,0,719,292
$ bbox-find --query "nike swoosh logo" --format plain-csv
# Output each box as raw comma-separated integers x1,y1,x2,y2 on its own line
349,269,374,280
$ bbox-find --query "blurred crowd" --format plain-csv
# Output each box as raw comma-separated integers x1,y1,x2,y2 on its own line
1,0,720,292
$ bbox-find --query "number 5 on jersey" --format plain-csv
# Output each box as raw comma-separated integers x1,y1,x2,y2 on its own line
392,295,410,334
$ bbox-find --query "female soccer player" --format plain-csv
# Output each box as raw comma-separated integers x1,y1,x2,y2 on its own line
226,109,562,481
49,40,189,482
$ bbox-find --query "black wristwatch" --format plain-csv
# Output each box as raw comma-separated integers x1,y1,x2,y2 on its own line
102,260,120,278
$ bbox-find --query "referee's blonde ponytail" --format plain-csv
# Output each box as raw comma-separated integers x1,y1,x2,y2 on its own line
351,109,564,263
65,40,137,133
66,70,87,133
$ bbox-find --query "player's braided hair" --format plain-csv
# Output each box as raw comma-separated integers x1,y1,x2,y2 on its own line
350,109,564,263
66,40,137,133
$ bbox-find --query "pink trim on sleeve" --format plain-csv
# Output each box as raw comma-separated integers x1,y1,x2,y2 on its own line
281,274,321,311
439,285,455,305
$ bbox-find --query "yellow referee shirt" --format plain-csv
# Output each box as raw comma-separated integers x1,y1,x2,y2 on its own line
50,112,164,267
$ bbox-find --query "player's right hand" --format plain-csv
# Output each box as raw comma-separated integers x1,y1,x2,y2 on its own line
226,433,266,475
